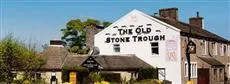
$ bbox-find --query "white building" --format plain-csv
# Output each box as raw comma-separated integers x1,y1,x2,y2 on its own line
95,8,230,84
95,9,182,83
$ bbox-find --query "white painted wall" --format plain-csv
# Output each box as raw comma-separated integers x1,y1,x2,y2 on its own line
95,9,182,84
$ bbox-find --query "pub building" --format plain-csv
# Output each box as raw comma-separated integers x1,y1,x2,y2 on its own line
39,8,230,84
94,8,230,84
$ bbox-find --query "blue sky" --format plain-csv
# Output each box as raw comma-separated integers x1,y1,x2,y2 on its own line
0,0,230,50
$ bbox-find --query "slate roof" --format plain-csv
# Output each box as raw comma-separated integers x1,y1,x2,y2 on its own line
91,55,153,71
198,57,224,66
63,55,152,71
40,46,152,71
40,46,68,70
63,55,88,67
152,16,230,44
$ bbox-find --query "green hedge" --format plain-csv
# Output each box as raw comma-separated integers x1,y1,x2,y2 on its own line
138,68,157,80
100,73,121,82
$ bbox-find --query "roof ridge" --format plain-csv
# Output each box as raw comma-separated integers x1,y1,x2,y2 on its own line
152,16,230,43
61,54,69,67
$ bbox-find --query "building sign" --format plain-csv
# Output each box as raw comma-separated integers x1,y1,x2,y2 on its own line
166,40,178,62
187,40,196,54
81,56,99,70
69,72,77,84
105,25,165,43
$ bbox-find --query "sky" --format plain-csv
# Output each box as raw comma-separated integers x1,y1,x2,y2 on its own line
0,0,230,50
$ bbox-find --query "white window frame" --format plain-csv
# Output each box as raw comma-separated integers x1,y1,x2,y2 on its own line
113,44,120,53
202,40,207,55
228,45,230,56
205,41,207,55
228,63,230,78
213,42,218,55
221,44,224,56
223,44,227,56
219,68,223,80
151,42,159,55
51,72,56,76
184,62,197,78
214,68,217,80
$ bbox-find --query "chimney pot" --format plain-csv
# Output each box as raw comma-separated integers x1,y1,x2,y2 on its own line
196,12,199,17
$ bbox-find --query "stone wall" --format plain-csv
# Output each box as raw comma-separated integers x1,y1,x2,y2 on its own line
181,36,228,84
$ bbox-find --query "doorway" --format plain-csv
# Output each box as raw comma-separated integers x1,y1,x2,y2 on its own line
197,68,209,84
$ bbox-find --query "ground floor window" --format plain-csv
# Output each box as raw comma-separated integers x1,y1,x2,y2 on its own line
214,69,217,80
185,62,197,78
219,68,223,81
228,64,230,78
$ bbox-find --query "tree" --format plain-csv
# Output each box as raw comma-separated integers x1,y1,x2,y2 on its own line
61,18,111,54
0,35,44,83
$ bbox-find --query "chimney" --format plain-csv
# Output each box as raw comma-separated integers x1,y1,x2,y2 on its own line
50,39,64,47
189,12,204,29
159,8,178,21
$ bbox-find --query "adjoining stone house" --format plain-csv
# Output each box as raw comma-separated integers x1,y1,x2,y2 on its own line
38,40,152,84
154,8,230,84
94,8,230,84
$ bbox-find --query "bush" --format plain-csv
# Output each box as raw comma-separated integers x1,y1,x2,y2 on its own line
100,73,121,82
131,79,162,84
94,81,110,84
89,72,104,82
138,68,157,80
13,78,48,84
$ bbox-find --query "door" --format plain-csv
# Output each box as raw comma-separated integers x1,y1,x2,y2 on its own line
70,72,77,84
198,68,209,84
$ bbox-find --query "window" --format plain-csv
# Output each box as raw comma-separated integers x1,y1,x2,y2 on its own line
221,44,224,56
212,42,217,55
214,69,217,80
215,43,218,55
201,40,207,55
228,45,230,56
51,72,56,76
151,42,159,55
224,45,227,56
184,62,197,78
113,44,120,52
217,43,221,55
228,64,230,78
32,72,41,79
185,63,187,77
36,72,41,79
220,69,223,81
